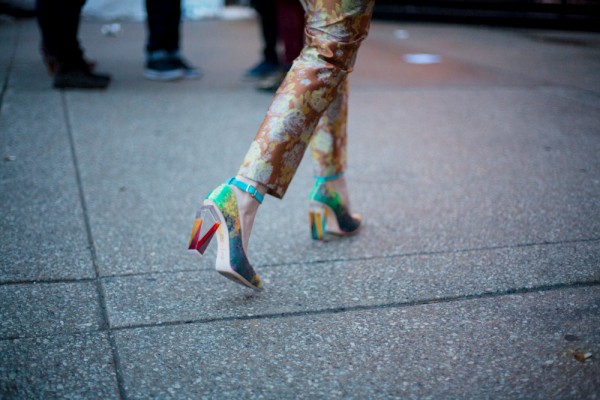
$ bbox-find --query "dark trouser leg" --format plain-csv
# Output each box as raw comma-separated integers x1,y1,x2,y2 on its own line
251,0,279,64
276,0,304,67
36,0,86,67
145,0,181,53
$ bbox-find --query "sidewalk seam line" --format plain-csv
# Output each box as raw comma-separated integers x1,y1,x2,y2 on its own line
0,22,19,159
1,236,598,285
257,236,600,269
107,279,600,331
61,93,128,400
2,279,598,342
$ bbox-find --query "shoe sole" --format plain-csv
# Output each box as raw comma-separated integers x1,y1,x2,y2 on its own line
143,69,185,81
53,79,110,89
53,84,109,89
183,70,203,80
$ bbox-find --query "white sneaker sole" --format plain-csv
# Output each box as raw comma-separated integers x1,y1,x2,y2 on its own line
143,68,185,81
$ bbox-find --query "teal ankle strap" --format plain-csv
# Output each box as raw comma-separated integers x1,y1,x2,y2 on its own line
227,177,265,204
315,172,344,183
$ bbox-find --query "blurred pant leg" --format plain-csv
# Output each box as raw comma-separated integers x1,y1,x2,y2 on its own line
146,0,181,53
36,0,86,66
276,0,305,67
251,0,279,65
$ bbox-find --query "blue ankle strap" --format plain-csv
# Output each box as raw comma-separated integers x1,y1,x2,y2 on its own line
227,177,265,204
315,172,344,183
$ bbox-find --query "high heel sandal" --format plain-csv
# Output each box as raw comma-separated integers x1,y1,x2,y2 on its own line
188,177,263,291
308,173,362,241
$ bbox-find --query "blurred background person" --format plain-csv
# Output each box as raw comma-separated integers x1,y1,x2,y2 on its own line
244,0,280,79
144,0,201,81
36,0,111,89
255,0,304,92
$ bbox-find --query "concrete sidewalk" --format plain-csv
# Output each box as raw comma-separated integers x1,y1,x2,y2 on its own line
1,15,599,399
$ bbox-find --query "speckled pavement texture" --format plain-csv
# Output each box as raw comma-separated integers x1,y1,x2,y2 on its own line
1,15,599,400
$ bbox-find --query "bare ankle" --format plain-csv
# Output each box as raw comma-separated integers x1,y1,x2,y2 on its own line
326,176,352,210
229,175,266,253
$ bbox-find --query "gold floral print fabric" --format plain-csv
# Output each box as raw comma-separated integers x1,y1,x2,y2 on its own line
238,0,375,198
310,78,348,178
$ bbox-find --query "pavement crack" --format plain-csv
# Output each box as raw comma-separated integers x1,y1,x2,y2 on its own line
1,236,598,286
0,277,97,286
61,92,107,327
1,279,599,341
256,236,600,270
61,93,128,400
0,22,19,161
108,279,600,332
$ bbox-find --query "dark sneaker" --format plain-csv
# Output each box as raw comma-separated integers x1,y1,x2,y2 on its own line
255,70,286,93
171,57,202,80
53,68,111,89
144,58,185,81
41,46,97,76
244,60,280,78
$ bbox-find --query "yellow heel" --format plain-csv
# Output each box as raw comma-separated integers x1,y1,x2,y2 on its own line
309,204,328,241
309,174,362,240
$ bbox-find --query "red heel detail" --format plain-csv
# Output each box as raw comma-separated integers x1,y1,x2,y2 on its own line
188,206,221,254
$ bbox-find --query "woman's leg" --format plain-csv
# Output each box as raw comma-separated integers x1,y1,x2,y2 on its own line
308,78,357,226
310,78,348,178
238,0,375,199
192,0,374,289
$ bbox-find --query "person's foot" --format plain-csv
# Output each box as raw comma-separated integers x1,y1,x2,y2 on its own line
188,176,266,290
309,173,362,240
144,51,201,81
53,66,111,89
170,56,202,80
326,175,353,212
229,175,267,254
244,59,280,78
144,60,184,81
255,69,286,93
41,46,97,76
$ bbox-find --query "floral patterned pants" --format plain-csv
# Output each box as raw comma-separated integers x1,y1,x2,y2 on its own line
238,0,375,199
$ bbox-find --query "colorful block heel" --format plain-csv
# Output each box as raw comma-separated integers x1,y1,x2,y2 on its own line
188,205,221,255
189,178,263,291
309,173,362,241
